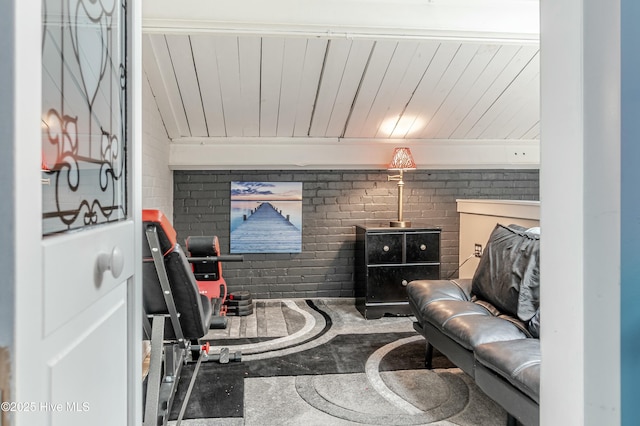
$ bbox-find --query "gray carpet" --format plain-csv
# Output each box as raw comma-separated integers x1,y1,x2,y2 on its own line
169,299,507,426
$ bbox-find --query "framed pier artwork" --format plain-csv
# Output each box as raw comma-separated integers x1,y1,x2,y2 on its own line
230,181,303,253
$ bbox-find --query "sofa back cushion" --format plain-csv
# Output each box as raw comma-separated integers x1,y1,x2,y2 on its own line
471,223,540,321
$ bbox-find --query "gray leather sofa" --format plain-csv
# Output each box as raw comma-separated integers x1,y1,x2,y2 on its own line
407,223,540,426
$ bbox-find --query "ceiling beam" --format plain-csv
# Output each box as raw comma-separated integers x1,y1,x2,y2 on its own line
142,0,540,43
168,137,540,170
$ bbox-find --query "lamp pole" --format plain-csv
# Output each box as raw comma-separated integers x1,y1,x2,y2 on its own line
389,169,410,228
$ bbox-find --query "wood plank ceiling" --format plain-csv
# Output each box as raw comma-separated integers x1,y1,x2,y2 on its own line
143,34,539,141
141,0,540,169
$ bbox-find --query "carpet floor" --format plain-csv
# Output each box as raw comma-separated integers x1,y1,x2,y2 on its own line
168,299,507,425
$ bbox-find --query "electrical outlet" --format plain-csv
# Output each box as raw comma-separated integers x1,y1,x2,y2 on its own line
474,244,483,258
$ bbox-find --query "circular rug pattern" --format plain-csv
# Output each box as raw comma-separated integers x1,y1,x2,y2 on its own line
294,336,471,425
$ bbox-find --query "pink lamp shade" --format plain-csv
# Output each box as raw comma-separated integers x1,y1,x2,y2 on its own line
387,147,416,170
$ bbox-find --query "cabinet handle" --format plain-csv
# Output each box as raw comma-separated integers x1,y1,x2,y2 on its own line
420,244,427,251
401,280,408,286
383,245,390,252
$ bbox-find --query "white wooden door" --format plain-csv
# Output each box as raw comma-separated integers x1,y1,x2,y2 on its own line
11,0,141,424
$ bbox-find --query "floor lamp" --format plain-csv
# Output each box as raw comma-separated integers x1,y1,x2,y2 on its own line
387,147,416,228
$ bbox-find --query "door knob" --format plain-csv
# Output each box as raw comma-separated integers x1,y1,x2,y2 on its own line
97,246,125,279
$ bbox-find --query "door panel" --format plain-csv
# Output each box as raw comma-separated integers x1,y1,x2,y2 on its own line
43,220,134,336
47,284,128,426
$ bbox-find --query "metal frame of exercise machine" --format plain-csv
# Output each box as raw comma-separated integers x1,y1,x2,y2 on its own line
142,212,241,426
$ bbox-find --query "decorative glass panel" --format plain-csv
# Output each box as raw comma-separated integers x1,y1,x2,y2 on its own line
41,0,127,236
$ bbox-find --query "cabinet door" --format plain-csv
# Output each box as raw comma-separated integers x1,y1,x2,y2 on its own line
406,232,440,263
367,233,403,264
367,265,440,302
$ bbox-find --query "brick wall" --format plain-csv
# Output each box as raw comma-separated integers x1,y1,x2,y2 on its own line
142,75,174,221
173,169,539,299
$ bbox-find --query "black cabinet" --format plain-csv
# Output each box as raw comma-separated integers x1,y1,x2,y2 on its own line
355,225,441,319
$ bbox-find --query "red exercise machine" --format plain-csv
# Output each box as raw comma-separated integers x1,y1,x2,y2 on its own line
142,210,243,327
185,235,243,321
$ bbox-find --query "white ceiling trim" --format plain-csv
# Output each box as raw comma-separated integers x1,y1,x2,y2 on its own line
142,0,539,43
141,24,539,45
168,138,540,170
457,199,540,220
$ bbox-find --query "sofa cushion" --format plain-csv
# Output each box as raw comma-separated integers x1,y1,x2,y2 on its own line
474,338,541,403
421,299,491,329
440,315,529,351
472,224,540,322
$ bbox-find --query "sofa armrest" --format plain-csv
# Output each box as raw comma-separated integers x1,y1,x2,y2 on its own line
407,279,474,328
407,279,472,306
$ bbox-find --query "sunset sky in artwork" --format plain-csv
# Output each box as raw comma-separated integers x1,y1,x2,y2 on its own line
230,181,302,201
